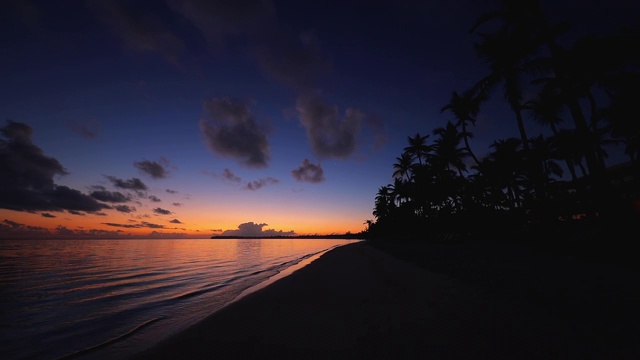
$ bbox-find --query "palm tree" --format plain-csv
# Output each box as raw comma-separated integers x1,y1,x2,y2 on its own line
432,121,468,177
524,88,579,183
472,28,535,152
485,138,527,209
373,185,394,219
441,89,487,166
392,152,414,181
403,133,431,166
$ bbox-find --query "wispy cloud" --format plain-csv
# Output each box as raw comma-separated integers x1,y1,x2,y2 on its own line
114,205,136,213
134,158,170,179
222,168,242,183
89,0,184,68
245,177,278,190
68,119,100,139
105,175,148,191
90,188,131,203
153,207,172,215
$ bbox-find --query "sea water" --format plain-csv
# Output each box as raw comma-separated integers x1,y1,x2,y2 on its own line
0,238,358,359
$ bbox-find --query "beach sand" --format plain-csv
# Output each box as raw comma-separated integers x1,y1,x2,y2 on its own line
131,239,640,360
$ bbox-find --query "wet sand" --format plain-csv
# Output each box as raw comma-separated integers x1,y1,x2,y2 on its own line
132,240,640,359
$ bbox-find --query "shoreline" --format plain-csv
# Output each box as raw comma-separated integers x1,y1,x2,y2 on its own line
130,239,640,359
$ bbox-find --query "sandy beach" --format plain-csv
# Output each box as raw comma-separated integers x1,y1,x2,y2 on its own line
132,240,640,360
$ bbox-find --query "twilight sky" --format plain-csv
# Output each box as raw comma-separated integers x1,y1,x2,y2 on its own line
1,0,638,238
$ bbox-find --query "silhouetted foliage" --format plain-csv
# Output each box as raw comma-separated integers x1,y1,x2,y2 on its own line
364,0,639,247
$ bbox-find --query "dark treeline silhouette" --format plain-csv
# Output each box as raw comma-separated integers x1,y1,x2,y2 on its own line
365,0,639,254
211,233,366,240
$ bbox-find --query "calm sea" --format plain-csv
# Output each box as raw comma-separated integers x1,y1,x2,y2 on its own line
0,238,359,360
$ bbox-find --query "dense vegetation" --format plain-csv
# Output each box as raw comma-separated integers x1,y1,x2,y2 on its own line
365,0,639,244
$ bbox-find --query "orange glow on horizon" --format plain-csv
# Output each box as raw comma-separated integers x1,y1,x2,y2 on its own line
0,207,367,239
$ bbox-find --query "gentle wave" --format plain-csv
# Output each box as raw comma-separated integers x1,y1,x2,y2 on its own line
0,238,358,360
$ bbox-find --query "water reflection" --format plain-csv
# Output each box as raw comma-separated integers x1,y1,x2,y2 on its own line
235,239,261,266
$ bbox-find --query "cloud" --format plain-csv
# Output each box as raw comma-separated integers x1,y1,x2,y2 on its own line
148,195,162,202
114,205,136,213
165,0,275,51
0,121,111,214
103,221,165,229
68,119,100,139
166,189,178,194
105,175,148,191
172,202,183,207
221,222,295,237
296,94,364,159
68,210,85,216
222,168,242,183
41,213,56,218
199,97,270,168
90,189,131,203
291,159,325,183
253,30,329,91
89,0,184,68
153,207,172,215
245,177,278,190
169,219,182,224
134,159,169,179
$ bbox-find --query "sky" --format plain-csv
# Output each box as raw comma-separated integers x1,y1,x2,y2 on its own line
1,0,638,239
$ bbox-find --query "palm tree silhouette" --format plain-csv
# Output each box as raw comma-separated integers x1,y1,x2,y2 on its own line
432,121,469,177
441,89,487,166
404,133,431,166
392,152,414,181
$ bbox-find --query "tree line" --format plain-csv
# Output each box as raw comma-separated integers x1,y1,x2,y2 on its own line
365,0,639,243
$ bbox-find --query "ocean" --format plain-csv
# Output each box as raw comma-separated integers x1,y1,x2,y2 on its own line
0,238,359,360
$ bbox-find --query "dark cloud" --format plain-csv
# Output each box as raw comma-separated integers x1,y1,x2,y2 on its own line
105,175,148,191
0,122,111,213
41,213,56,218
89,0,184,67
245,177,278,190
165,0,275,51
253,30,329,91
67,210,85,216
103,221,165,229
153,207,172,215
221,222,295,237
166,0,327,91
1,220,52,239
169,219,182,224
90,189,131,203
291,159,325,183
148,195,162,202
172,202,183,207
134,159,169,179
166,189,178,194
296,94,364,159
222,168,242,183
199,97,270,168
114,205,136,213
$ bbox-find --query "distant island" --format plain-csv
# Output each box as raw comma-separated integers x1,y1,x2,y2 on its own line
210,233,366,240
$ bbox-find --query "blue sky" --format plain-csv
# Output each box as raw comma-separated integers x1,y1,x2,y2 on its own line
1,0,637,238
